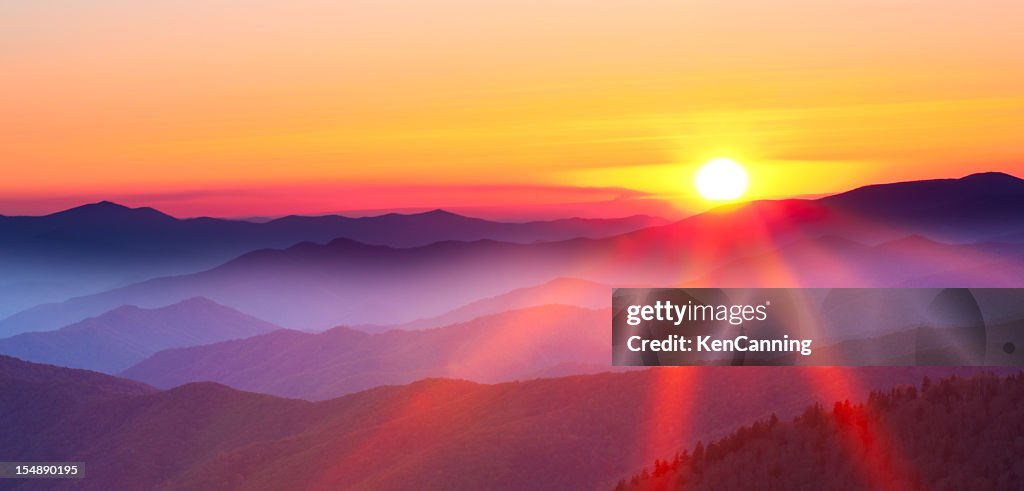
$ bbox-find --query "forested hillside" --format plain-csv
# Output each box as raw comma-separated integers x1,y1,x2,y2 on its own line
619,372,1024,491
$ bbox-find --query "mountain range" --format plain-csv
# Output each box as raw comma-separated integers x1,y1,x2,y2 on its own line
0,355,1010,490
0,203,662,318
6,173,1024,337
0,237,615,335
359,277,611,331
820,172,1024,242
0,298,279,373
122,304,610,399
4,171,1024,489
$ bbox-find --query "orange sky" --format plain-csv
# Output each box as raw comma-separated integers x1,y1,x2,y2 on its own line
2,0,1023,217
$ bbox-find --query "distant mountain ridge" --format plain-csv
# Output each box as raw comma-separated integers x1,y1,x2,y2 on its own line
3,172,1024,336
821,172,1024,241
0,237,626,334
122,305,611,399
686,234,1024,288
0,202,667,246
362,277,612,332
0,298,279,373
0,203,664,318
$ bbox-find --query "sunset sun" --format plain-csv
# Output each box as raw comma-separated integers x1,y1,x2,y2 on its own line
695,158,749,201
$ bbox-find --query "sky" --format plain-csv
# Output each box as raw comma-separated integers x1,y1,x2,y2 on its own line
3,0,1023,218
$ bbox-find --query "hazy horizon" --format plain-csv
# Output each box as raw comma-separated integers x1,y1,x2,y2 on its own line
1,169,1017,220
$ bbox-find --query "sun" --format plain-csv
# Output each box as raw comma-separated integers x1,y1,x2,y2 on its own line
695,158,749,201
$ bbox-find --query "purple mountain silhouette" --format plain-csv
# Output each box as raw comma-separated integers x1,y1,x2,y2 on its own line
361,277,611,332
3,173,1024,336
122,305,610,399
0,298,279,373
821,172,1024,241
0,238,619,335
0,203,663,317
